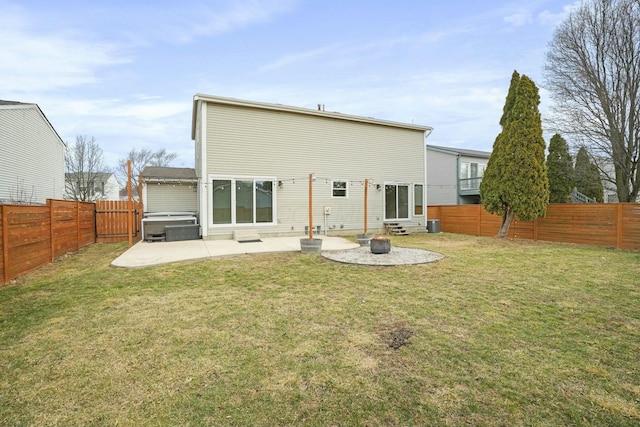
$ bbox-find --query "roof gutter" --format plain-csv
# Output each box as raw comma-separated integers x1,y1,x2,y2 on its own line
143,178,198,184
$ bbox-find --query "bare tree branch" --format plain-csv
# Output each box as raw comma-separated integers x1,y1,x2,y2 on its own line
116,148,178,195
544,0,640,201
64,135,111,202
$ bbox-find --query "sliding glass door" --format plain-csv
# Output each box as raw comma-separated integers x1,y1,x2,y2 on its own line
384,183,409,221
211,177,274,226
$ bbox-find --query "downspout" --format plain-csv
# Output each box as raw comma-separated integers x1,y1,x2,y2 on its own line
424,129,433,227
197,99,208,238
141,180,148,212
456,154,461,205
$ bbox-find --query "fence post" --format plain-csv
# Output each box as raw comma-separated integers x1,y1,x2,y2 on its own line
476,204,482,236
616,203,623,249
49,200,55,262
128,160,133,247
92,202,97,244
533,217,539,241
76,201,81,251
2,205,8,284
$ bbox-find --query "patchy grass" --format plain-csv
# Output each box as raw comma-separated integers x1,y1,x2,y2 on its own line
1,235,639,426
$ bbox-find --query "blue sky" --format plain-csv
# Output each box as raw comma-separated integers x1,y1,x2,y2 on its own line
1,0,579,169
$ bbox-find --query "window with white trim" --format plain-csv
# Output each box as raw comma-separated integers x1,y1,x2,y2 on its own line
332,180,348,198
414,184,424,215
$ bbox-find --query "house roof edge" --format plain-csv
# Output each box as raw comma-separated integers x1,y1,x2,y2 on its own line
191,93,433,139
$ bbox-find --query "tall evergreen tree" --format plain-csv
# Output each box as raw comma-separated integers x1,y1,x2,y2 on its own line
575,147,604,202
546,134,574,203
480,71,549,238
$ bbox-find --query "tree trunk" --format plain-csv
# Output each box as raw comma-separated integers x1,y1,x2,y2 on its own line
497,206,515,238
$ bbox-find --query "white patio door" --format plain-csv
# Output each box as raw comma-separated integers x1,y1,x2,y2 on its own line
384,183,409,221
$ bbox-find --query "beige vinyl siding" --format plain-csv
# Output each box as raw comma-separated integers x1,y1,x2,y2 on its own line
146,183,197,213
0,106,65,204
204,102,426,238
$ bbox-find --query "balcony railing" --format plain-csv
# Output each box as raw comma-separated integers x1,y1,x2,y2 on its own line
459,177,482,195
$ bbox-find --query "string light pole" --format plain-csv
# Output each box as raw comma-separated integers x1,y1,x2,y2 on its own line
309,173,313,240
364,178,368,234
127,160,133,247
300,173,322,253
356,178,374,246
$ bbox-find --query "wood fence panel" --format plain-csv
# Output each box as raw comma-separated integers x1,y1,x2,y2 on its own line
426,206,440,222
0,206,4,283
537,204,617,247
50,200,80,258
428,203,639,250
479,208,501,237
95,200,142,243
79,202,96,247
506,218,535,240
621,204,640,250
3,206,52,283
0,200,99,286
438,205,481,235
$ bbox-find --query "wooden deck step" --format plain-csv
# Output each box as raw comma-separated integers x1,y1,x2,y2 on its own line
384,223,410,236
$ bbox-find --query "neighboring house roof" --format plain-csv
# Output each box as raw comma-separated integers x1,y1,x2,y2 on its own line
191,94,434,140
428,144,491,159
0,100,29,106
0,100,66,148
142,167,197,182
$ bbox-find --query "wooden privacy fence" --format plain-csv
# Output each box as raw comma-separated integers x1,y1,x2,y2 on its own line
95,200,142,243
1,199,142,286
427,203,640,251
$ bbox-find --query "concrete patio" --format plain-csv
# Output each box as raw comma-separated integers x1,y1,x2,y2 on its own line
111,235,359,268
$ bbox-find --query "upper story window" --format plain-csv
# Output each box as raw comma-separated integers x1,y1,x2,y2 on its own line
460,162,486,190
460,162,486,179
332,180,348,198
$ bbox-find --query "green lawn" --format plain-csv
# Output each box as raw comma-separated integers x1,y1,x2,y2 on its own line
1,234,639,426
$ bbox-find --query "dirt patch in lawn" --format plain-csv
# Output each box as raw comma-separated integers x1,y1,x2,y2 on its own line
379,322,414,350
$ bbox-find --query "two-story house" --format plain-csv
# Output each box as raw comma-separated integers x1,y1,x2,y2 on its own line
65,172,120,201
427,144,491,205
191,94,433,240
0,100,65,204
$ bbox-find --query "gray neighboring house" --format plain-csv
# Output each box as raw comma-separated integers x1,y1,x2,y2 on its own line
64,172,120,201
0,100,65,204
141,167,198,213
191,94,433,240
427,144,491,205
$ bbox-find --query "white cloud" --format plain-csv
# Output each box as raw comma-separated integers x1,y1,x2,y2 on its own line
538,1,582,26
168,0,298,43
259,43,345,72
504,11,533,27
0,5,129,93
60,98,189,121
